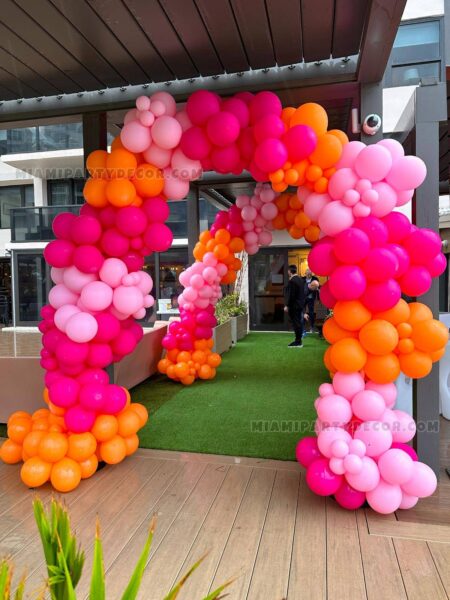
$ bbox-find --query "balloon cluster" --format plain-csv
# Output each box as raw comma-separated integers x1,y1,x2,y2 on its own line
272,191,321,243
297,371,437,513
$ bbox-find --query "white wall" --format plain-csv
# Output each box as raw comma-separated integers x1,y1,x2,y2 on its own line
402,0,444,20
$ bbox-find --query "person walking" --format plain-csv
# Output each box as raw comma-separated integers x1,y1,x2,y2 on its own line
284,264,306,348
305,268,320,334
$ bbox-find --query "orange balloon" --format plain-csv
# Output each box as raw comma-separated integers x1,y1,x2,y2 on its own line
364,353,400,383
166,348,180,362
305,164,322,182
305,225,321,243
193,242,206,261
329,338,367,373
129,403,148,427
181,374,196,385
91,415,118,442
323,318,355,344
31,418,49,432
408,302,433,325
198,364,213,380
213,244,229,261
397,322,413,339
117,409,141,437
375,299,411,325
399,350,433,379
0,439,23,464
106,178,136,207
32,408,50,421
86,150,108,178
67,433,97,462
8,417,32,444
272,214,286,230
309,133,342,169
38,432,69,463
21,457,52,487
124,433,139,456
359,320,399,355
229,237,245,253
199,230,212,244
313,176,328,194
177,351,192,363
22,431,45,458
288,194,302,210
106,148,137,179
48,401,66,417
221,270,237,284
8,410,30,423
158,358,170,374
83,178,108,208
207,353,222,368
285,168,299,186
132,163,164,197
333,301,372,331
173,361,189,380
111,135,125,151
289,225,304,240
215,228,231,245
323,346,336,373
431,347,446,362
50,457,82,492
294,212,310,229
397,339,414,354
411,319,448,353
290,103,328,136
328,129,349,146
100,435,127,464
281,106,296,125
79,454,98,479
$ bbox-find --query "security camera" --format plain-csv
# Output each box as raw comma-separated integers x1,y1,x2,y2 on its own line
362,114,382,136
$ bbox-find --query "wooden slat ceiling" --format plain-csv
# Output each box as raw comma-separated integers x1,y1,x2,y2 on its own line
0,0,370,102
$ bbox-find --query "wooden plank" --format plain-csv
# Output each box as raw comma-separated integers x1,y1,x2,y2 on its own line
105,460,206,595
288,475,326,600
326,499,367,600
394,538,447,600
266,0,302,66
356,511,407,600
366,510,450,544
301,0,334,63
135,463,229,598
332,0,368,58
428,542,450,596
209,467,276,599
170,465,252,598
246,470,300,600
230,0,275,70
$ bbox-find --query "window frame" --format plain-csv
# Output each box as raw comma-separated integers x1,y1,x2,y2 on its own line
47,178,86,206
0,184,35,229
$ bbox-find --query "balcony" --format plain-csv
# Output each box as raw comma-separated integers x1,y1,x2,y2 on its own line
10,205,80,242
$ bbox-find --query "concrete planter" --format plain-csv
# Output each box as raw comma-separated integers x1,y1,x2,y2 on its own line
231,313,248,345
213,320,233,355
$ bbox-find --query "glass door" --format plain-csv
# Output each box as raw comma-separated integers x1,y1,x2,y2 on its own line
249,248,288,331
12,251,51,326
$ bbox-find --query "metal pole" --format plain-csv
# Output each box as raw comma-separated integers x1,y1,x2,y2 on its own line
187,186,200,260
82,112,107,170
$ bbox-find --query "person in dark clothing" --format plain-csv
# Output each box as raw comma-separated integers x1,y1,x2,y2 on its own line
304,269,320,334
284,264,307,348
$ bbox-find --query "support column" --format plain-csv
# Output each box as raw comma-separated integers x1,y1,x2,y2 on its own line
360,82,383,143
82,112,107,169
413,83,447,475
187,186,200,259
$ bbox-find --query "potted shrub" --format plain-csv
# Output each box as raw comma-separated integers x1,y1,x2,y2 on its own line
212,296,233,355
213,293,248,352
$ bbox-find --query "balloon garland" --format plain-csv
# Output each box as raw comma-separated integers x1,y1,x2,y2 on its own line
0,90,446,514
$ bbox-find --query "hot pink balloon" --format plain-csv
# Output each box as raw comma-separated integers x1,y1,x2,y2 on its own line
295,437,322,468
306,458,343,496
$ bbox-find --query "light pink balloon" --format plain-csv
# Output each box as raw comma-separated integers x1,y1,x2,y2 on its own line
354,144,393,182
378,138,404,163
99,258,128,288
345,456,380,491
303,193,330,222
317,427,351,458
332,371,365,399
171,148,202,181
258,230,272,246
136,96,151,111
336,141,365,169
63,265,97,293
370,182,397,217
151,116,182,149
317,394,352,426
399,492,419,509
396,189,414,207
143,144,172,168
54,304,81,332
235,194,250,209
136,271,153,295
328,168,358,200
66,312,98,343
352,390,386,421
175,110,193,131
366,480,402,514
121,120,152,153
151,91,177,116
386,155,427,191
401,461,437,498
318,201,354,237
260,203,277,220
163,168,190,200
113,285,144,314
124,108,139,125
391,409,416,443
49,284,79,309
51,267,65,284
81,281,113,312
355,421,393,457
365,381,397,408
378,448,414,485
241,205,257,222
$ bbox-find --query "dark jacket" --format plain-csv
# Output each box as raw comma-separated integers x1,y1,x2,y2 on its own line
305,275,319,301
285,275,306,310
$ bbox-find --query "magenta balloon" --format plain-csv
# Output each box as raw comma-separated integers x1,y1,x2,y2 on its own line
253,114,285,143
55,338,89,365
79,382,106,412
403,229,442,265
101,229,130,257
142,196,170,223
329,265,366,300
282,125,317,162
428,252,446,277
211,143,241,174
361,279,401,312
162,334,177,350
65,405,96,433
399,266,432,297
94,313,121,343
115,206,147,237
249,91,282,124
111,329,137,356
44,239,75,268
354,216,388,247
70,215,102,245
186,90,221,126
143,222,173,252
362,248,399,282
73,245,105,274
87,343,113,369
80,204,98,218
206,111,240,147
180,126,212,160
386,155,427,191
49,376,80,408
99,206,117,228
391,442,418,461
254,138,288,173
122,252,144,271
295,437,322,468
333,228,370,264
102,384,127,415
42,328,65,353
334,481,366,510
386,244,410,277
306,458,343,496
52,212,77,240
319,281,337,309
221,98,249,128
77,368,109,386
237,127,256,161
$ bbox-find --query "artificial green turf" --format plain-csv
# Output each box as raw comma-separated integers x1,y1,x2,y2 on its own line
131,332,329,461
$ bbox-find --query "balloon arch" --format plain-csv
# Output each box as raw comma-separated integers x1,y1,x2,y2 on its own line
0,89,447,513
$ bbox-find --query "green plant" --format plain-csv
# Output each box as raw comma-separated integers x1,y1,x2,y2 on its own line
215,292,247,325
2,499,233,600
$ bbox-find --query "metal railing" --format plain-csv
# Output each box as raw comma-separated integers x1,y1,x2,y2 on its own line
10,205,80,242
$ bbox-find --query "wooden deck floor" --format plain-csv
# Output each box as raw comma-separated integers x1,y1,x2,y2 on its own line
0,442,449,600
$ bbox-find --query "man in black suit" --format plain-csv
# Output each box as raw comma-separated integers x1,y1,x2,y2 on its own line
304,268,320,334
284,264,306,348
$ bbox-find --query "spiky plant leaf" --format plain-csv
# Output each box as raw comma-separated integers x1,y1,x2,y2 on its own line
201,578,236,600
163,555,207,600
54,533,77,600
89,518,105,600
119,516,156,600
12,577,25,600
0,560,12,599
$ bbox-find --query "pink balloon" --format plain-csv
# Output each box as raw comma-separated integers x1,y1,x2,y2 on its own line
70,215,102,245
63,266,97,294
116,206,147,237
390,409,416,443
428,252,446,277
49,376,80,408
65,405,96,433
355,421,393,457
151,115,182,149
316,394,352,426
399,492,419,509
403,229,441,265
303,192,329,222
51,267,65,285
99,258,128,288
378,138,404,163
334,481,366,509
345,456,380,492
378,448,414,485
362,248,398,282
211,144,241,174
94,313,121,343
151,91,177,116
328,168,358,200
113,285,144,314
186,90,221,126
249,91,282,124
352,390,386,421
332,372,365,399
163,168,190,200
308,241,339,276
171,148,202,181
143,222,173,252
328,265,366,300
81,281,113,312
254,138,287,173
317,427,351,458
295,437,322,468
66,312,98,343
354,144,393,182
87,343,113,368
260,202,277,220
49,284,79,309
319,201,354,237
79,382,106,412
386,155,427,191
103,384,127,415
361,279,401,312
399,266,432,297
206,111,240,147
253,114,285,143
180,126,212,160
121,120,152,153
319,281,337,309
44,239,74,268
142,196,170,223
54,305,81,333
333,228,370,264
221,98,249,128
366,480,402,514
354,216,388,247
53,212,77,239
143,144,172,168
365,381,397,408
101,229,130,257
336,141,365,168
401,461,437,498
306,458,343,496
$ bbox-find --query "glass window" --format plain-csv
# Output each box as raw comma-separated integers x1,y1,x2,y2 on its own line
0,185,34,229
139,254,157,326
167,200,187,237
394,21,439,52
38,123,83,151
7,127,37,153
15,252,50,324
199,197,220,231
391,61,440,86
73,180,86,205
48,180,85,206
159,248,188,309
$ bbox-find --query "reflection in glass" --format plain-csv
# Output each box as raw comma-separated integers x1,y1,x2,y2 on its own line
250,251,286,330
16,253,50,323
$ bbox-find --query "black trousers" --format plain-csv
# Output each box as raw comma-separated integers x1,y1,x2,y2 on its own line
288,307,304,342
306,298,315,330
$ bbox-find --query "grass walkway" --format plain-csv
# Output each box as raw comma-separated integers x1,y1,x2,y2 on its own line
132,332,329,461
